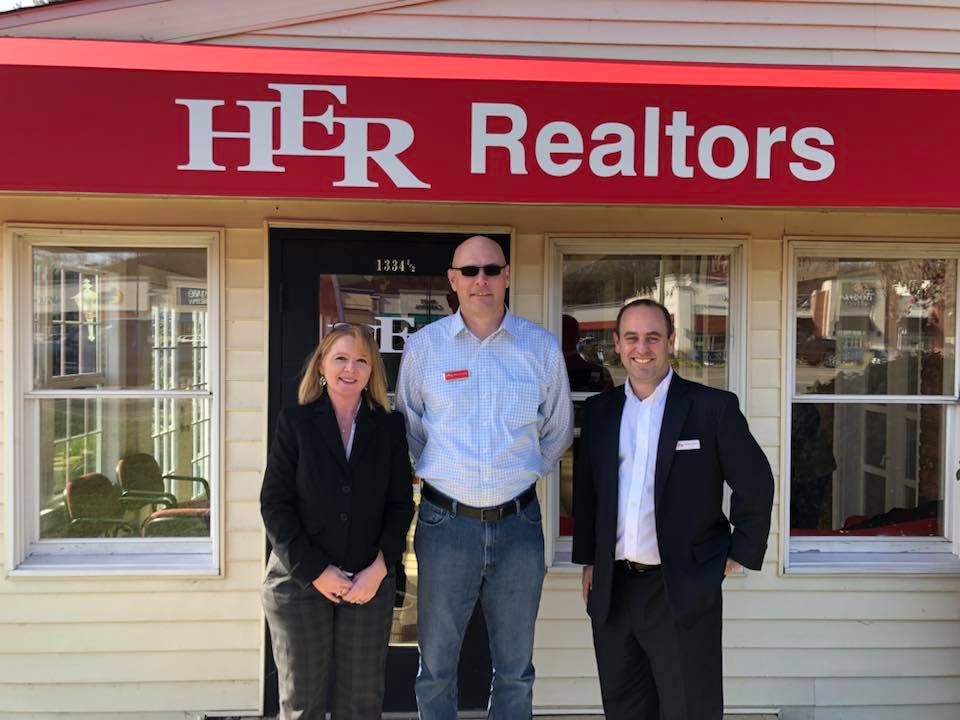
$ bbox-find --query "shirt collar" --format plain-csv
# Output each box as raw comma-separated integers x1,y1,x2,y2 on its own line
624,366,673,407
449,307,515,339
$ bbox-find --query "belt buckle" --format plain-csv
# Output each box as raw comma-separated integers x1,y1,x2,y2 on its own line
480,505,504,522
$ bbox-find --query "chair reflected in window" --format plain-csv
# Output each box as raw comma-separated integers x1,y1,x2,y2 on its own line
141,507,211,537
63,472,135,537
115,453,211,538
116,453,210,511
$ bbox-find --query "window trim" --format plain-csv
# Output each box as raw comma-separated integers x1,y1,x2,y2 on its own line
4,226,223,577
783,237,960,575
544,234,748,566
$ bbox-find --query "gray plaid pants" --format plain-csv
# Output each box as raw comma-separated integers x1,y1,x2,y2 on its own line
262,554,396,720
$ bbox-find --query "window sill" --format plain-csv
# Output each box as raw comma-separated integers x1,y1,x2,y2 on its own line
788,550,960,575
9,551,219,577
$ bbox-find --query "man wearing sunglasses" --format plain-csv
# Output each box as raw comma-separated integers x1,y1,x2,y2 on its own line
396,235,573,720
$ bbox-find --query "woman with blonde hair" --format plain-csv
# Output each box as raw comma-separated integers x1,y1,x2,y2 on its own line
261,323,414,719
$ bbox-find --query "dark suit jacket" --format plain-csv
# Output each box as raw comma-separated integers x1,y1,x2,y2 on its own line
260,393,415,588
572,374,774,627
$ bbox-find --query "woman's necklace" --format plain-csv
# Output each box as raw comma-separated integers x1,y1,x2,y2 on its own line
334,399,362,443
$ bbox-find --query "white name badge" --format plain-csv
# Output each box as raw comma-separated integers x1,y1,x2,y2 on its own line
676,439,701,451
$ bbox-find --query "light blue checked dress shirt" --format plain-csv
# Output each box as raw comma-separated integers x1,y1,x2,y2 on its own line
396,308,573,507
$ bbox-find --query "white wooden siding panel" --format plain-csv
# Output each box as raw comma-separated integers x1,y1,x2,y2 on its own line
752,300,781,331
814,706,960,720
246,14,960,53
226,380,266,411
225,499,262,531
224,228,266,260
206,35,960,69
226,320,265,349
225,259,265,289
750,388,781,417
0,680,260,713
512,293,543,324
752,270,783,302
225,470,264,502
225,289,265,321
225,440,266,472
533,618,960,649
2,591,261,623
531,646,960,678
816,676,960,705
225,410,265,441
751,330,781,359
226,351,266,382
0,650,260,683
539,588,960,620
0,0,436,41
382,0,960,30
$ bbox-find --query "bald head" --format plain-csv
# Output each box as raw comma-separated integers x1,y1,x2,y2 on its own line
452,235,506,268
448,235,510,334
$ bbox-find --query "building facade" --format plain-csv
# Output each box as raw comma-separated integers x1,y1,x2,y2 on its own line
1,2,960,719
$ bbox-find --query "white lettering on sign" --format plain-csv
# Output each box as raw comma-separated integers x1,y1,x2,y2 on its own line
375,316,413,354
470,103,835,182
175,84,429,189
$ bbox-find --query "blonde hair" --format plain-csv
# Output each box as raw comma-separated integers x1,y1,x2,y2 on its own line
298,324,390,412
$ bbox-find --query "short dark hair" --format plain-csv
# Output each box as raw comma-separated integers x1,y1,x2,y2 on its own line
615,298,674,337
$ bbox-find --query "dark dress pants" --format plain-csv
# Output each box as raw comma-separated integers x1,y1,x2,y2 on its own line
262,553,396,720
591,565,723,720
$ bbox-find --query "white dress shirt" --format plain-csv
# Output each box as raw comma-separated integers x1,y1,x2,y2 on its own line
395,308,573,507
615,368,673,564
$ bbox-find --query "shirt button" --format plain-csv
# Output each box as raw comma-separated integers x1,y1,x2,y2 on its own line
342,485,351,494
340,513,348,522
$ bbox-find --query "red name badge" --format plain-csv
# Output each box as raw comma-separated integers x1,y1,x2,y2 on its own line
444,369,469,381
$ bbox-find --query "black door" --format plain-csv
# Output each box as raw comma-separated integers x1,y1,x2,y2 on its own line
265,227,510,715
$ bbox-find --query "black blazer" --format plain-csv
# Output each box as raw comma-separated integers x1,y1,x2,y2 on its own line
260,393,415,588
572,374,774,627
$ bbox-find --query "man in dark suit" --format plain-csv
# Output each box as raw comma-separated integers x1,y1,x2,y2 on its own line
572,298,774,720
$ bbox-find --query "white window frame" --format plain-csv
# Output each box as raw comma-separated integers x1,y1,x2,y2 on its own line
4,226,222,576
545,235,748,567
784,239,960,574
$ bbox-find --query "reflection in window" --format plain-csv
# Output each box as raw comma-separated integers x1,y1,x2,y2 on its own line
32,246,211,542
790,403,943,537
33,247,208,391
317,274,456,392
562,254,731,392
790,252,956,543
558,253,732,537
794,257,956,396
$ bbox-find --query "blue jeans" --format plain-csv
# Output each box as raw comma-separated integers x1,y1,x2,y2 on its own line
414,494,546,720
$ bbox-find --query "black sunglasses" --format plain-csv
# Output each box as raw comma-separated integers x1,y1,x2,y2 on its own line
450,264,507,277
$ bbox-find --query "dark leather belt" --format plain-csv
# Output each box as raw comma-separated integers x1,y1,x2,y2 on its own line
421,483,536,522
616,559,661,574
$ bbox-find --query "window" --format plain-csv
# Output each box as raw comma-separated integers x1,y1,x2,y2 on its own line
548,238,744,563
8,229,219,574
787,242,960,573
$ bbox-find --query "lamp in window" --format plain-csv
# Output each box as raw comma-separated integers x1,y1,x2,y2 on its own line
72,277,98,342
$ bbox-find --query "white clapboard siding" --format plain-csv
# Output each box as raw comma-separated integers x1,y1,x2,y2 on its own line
203,0,960,68
0,680,261,713
2,620,261,653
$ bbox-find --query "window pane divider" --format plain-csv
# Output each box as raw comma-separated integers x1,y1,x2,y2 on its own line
25,389,213,399
793,394,960,404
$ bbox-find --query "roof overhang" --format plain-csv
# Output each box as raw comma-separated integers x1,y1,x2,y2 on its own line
2,37,960,207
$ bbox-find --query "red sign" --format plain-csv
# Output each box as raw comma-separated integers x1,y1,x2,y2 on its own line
2,38,960,207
